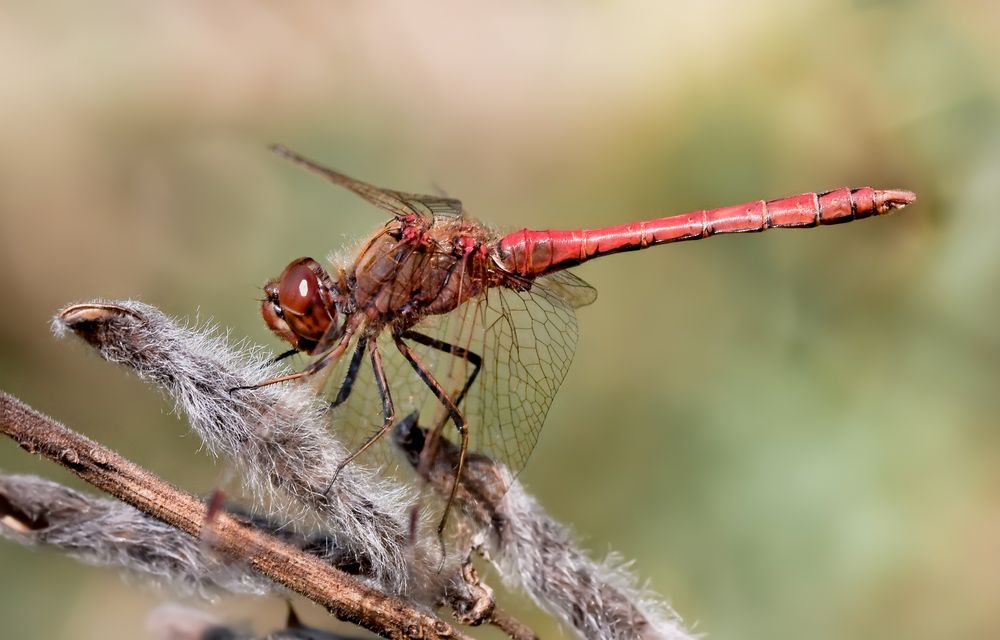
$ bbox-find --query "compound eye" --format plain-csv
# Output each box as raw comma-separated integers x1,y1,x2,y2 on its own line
278,262,320,318
274,258,334,346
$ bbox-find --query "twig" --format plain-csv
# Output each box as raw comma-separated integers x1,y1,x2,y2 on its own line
0,392,470,640
486,608,541,640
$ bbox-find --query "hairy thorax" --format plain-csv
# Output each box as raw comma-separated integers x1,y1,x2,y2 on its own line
349,217,510,329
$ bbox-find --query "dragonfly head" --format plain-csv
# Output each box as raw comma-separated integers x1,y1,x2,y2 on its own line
262,257,345,355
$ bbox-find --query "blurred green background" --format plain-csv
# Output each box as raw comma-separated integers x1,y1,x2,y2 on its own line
1,1,997,639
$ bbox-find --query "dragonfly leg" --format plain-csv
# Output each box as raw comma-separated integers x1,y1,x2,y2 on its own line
231,319,358,392
393,332,469,539
268,348,299,365
230,345,343,390
327,336,395,492
399,330,483,408
330,337,367,409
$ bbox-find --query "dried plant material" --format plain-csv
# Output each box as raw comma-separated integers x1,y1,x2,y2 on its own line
51,300,509,629
395,418,697,640
0,473,379,597
0,392,472,640
53,300,439,598
0,473,271,597
1,296,692,639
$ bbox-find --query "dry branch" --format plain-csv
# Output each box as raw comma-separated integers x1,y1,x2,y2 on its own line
0,392,469,640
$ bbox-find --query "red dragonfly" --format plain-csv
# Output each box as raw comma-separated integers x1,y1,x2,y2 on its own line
251,145,913,532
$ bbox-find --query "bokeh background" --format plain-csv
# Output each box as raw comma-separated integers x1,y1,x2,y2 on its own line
1,1,997,638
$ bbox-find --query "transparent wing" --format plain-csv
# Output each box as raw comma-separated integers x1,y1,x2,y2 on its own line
388,192,465,222
318,271,590,491
273,145,465,221
535,270,598,309
459,275,585,476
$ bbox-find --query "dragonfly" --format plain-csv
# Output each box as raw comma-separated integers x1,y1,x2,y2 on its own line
248,145,914,534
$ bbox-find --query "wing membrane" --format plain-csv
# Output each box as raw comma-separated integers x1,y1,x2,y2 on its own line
272,145,465,221
535,270,598,308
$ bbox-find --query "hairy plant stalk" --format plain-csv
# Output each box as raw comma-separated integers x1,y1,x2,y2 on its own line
0,473,375,596
36,297,687,639
395,419,697,640
50,300,512,631
0,473,271,596
0,392,469,640
52,300,436,598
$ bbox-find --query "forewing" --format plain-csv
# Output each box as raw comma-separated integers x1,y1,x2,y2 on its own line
386,191,466,223
273,145,465,221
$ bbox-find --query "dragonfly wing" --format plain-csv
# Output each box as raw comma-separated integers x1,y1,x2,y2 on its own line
385,276,582,483
318,282,581,494
466,282,582,477
534,270,598,309
387,191,466,222
272,145,465,221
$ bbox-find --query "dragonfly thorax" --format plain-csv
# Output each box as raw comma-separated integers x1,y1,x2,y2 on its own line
350,220,505,326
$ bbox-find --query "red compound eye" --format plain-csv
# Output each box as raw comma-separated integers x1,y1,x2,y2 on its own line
273,258,334,346
278,262,320,317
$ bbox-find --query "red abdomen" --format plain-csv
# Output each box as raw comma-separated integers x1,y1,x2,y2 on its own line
495,187,914,278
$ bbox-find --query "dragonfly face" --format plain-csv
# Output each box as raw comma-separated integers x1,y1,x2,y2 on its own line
262,257,345,355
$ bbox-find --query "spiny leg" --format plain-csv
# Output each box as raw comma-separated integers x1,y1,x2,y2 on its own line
400,330,483,409
330,337,367,409
392,331,469,541
231,346,340,390
269,348,299,365
230,322,357,392
327,336,395,492
399,330,482,486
